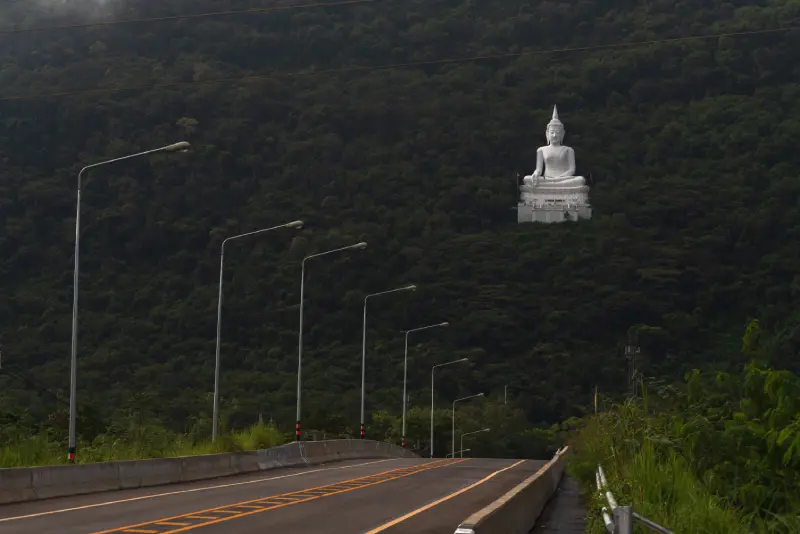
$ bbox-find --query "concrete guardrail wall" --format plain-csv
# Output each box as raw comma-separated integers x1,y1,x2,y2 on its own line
0,439,417,505
454,446,569,534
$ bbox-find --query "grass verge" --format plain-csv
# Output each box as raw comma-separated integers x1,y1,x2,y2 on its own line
0,421,285,468
567,381,800,534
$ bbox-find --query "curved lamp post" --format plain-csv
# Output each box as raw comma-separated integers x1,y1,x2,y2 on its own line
401,322,448,447
212,220,304,442
69,141,190,463
430,358,467,458
460,428,490,458
296,242,367,440
452,393,484,458
360,284,417,438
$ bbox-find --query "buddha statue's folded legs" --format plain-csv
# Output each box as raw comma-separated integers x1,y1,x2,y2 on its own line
522,174,586,189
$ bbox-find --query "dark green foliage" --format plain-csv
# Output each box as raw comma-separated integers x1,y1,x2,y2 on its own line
370,399,559,458
1,0,799,453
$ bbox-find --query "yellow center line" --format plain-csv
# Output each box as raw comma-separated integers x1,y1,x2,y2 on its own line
121,530,159,534
0,458,399,525
93,459,463,534
155,523,191,527
364,459,528,533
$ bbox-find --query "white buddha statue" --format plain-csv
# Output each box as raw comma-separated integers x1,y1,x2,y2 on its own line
522,106,586,190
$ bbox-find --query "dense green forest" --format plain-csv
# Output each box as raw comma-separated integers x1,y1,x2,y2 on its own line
0,0,799,453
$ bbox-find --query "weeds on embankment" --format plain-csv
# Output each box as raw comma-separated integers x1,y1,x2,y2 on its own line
0,421,284,468
566,363,800,533
568,405,748,534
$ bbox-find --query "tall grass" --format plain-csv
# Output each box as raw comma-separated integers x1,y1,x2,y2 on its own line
0,421,285,468
569,406,747,534
567,396,800,534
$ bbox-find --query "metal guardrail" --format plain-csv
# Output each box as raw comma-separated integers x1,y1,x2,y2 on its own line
596,465,674,534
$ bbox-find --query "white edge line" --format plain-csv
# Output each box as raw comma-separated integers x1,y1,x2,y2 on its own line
0,457,402,523
364,459,527,534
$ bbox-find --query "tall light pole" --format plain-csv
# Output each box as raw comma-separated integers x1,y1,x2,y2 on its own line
360,284,417,439
401,322,449,447
430,358,468,458
296,242,367,441
452,393,484,458
68,141,190,463
460,428,490,458
212,220,304,442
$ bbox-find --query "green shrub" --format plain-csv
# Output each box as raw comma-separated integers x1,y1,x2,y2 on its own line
568,362,800,534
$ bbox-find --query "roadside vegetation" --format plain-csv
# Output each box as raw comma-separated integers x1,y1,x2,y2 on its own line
568,321,800,533
0,399,556,467
0,420,285,468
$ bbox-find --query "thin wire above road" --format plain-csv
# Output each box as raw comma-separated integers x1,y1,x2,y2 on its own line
0,25,796,102
0,0,373,35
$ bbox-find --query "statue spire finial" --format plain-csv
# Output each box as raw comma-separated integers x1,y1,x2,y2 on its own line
547,104,564,131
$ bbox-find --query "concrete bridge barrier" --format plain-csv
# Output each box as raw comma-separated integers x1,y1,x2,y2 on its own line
0,439,416,505
454,447,569,534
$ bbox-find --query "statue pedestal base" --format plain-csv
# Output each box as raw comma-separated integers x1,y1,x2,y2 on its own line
517,186,592,224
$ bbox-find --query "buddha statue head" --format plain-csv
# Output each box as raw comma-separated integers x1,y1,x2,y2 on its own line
545,105,565,146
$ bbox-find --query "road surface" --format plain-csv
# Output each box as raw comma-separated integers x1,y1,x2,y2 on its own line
0,457,545,534
532,476,587,533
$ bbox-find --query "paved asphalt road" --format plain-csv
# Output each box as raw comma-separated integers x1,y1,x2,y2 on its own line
0,457,545,534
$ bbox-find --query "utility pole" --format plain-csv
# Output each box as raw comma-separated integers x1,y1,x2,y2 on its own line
504,385,507,404
625,331,641,398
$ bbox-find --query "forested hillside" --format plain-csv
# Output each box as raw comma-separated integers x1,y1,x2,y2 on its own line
1,0,799,447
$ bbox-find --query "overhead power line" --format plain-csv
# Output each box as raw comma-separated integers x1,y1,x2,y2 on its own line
0,0,373,35
2,367,70,408
1,365,110,430
0,25,796,102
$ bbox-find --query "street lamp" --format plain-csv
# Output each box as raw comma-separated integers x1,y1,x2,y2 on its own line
360,284,417,439
460,428,490,458
296,242,367,441
401,322,449,447
211,220,304,442
446,448,469,458
430,358,468,458
68,141,190,463
452,393,484,458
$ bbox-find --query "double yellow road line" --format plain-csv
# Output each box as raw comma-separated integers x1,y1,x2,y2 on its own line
95,458,465,534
